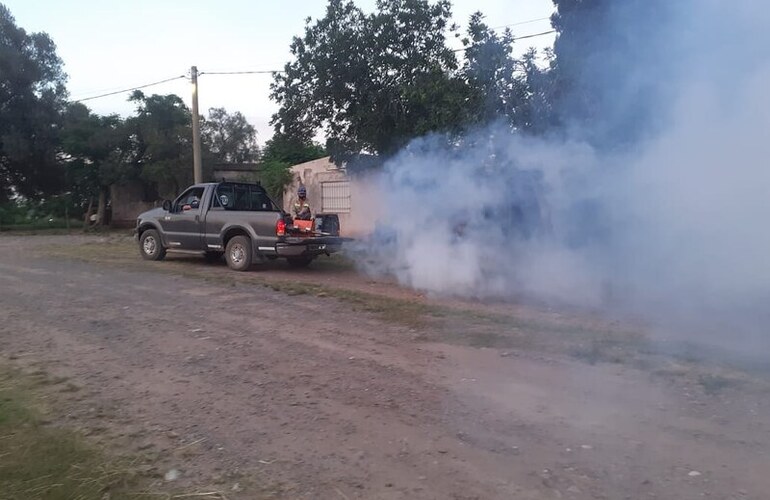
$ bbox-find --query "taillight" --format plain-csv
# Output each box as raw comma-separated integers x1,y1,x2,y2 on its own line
276,218,286,236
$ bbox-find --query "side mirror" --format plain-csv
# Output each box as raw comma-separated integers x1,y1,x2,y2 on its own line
162,200,172,212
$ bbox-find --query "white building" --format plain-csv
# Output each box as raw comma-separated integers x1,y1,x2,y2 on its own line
283,157,381,237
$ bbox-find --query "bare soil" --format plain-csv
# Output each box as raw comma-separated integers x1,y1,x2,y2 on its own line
1,233,769,499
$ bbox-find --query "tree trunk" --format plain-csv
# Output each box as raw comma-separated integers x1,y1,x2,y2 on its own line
83,197,94,229
95,186,108,226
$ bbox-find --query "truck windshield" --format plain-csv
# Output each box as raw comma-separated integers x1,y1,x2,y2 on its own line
214,183,277,212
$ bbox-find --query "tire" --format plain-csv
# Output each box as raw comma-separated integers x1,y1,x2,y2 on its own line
225,235,252,271
204,251,223,263
286,256,314,268
139,229,166,261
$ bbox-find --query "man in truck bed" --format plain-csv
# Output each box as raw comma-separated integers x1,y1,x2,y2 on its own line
134,182,345,271
293,185,312,220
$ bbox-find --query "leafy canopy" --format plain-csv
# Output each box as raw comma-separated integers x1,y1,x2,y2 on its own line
271,0,473,161
202,107,259,164
271,0,556,162
0,3,68,200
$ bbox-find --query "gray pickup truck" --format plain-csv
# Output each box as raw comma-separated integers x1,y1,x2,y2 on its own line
135,182,345,271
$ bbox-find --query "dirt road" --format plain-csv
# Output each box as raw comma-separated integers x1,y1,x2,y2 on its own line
1,234,769,499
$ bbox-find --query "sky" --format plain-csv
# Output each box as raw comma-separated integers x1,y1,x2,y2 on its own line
6,0,555,145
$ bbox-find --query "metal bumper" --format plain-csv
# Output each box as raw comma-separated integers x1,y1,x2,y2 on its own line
275,242,342,257
273,236,344,257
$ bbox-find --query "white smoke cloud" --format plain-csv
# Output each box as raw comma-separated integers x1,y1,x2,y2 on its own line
351,0,770,347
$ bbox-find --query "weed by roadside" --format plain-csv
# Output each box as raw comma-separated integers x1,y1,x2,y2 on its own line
569,337,635,366
698,373,742,395
0,367,141,499
40,239,650,352
0,366,252,499
41,240,434,328
38,237,769,389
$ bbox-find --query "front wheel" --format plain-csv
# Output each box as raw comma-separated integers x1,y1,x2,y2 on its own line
225,236,252,271
139,229,166,261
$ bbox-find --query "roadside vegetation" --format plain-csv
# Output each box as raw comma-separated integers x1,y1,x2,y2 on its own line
37,236,770,394
0,367,143,499
1,0,604,230
0,364,250,499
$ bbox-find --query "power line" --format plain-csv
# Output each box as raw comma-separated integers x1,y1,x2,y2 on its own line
452,29,556,53
490,16,551,31
513,29,556,41
200,70,284,75
71,70,283,103
73,75,187,102
71,25,555,102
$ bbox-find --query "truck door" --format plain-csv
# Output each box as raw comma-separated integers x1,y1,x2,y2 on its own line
202,184,229,251
159,186,206,250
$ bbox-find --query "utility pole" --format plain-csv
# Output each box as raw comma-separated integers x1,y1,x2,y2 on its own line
190,66,203,184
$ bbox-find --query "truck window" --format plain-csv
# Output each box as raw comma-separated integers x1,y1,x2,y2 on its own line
250,185,273,211
234,185,250,210
215,183,276,211
211,191,222,209
175,187,205,212
215,184,235,209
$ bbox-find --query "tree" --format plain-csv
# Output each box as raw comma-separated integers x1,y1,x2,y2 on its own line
270,0,472,162
124,91,196,197
259,133,327,200
518,47,559,135
201,107,259,164
0,3,68,201
61,102,129,225
461,13,530,129
261,133,326,167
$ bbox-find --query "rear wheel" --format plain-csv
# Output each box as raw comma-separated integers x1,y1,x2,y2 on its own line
139,229,166,261
225,236,252,271
286,256,314,268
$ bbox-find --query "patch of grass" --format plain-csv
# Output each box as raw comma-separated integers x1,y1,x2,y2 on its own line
569,337,634,365
43,239,138,265
570,341,606,365
325,287,431,327
0,368,142,500
698,373,740,395
41,240,582,330
44,240,434,327
42,240,637,344
43,237,770,390
310,253,357,272
0,220,80,233
40,239,656,357
262,279,431,327
421,329,523,349
653,361,693,381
